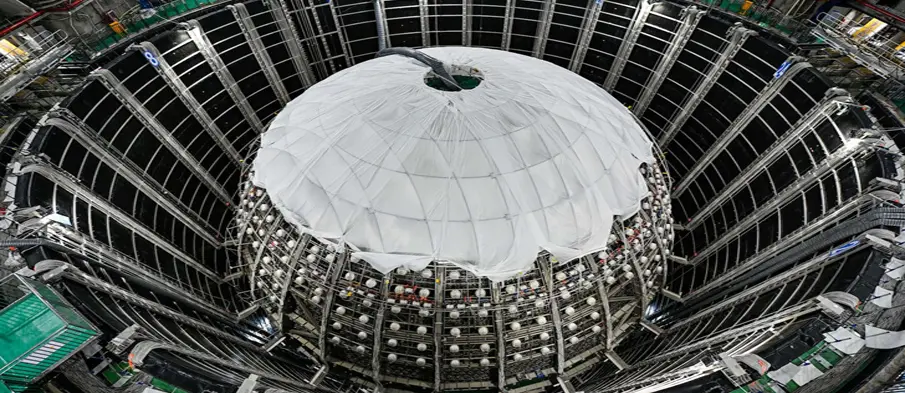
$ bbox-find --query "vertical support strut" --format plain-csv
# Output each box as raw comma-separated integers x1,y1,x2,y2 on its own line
501,0,515,51
586,256,615,349
463,0,473,46
433,266,446,391
419,0,430,47
371,274,390,385
91,69,232,202
659,23,756,146
133,42,242,165
271,0,317,87
375,0,390,50
229,4,291,106
184,21,265,133
305,0,337,74
491,283,506,389
540,261,566,375
44,111,222,244
318,253,347,355
569,0,603,73
682,88,850,224
633,6,704,116
326,0,353,67
532,0,556,58
603,0,652,91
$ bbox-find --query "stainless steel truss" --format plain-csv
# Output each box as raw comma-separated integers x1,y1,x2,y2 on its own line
672,59,811,195
229,4,291,106
44,111,221,246
501,0,515,51
17,161,224,281
633,6,704,116
370,274,390,384
464,0,473,46
602,0,652,91
271,0,317,87
532,0,556,58
132,42,243,165
375,0,390,50
419,0,430,47
684,89,851,228
90,69,232,202
585,256,615,349
540,261,566,374
569,0,603,73
184,20,266,133
326,0,353,67
491,283,506,389
658,24,756,146
317,253,346,360
433,266,445,392
690,142,872,263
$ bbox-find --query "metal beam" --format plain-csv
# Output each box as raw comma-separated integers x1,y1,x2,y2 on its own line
501,0,515,51
569,0,602,73
491,283,506,389
375,0,390,50
633,6,704,116
326,0,353,66
44,112,221,245
304,0,337,74
683,89,851,227
672,59,811,195
183,21,265,133
658,23,756,146
18,161,224,281
132,42,243,166
433,266,445,392
229,4,291,106
540,261,566,375
532,0,556,58
317,251,346,359
689,141,871,264
586,256,615,349
91,69,232,202
370,274,390,383
419,0,430,47
271,0,316,87
602,0,651,91
464,0,473,46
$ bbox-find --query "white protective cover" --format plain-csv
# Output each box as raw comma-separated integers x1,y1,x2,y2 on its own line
253,47,654,281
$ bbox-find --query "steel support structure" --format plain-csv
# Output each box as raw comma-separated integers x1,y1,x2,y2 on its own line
690,141,872,263
326,0,353,67
91,69,232,202
585,256,615,349
684,89,851,226
370,274,390,384
433,266,446,392
540,262,566,375
602,0,652,91
132,42,242,165
184,21,265,133
374,0,390,50
633,6,704,116
569,0,602,73
419,0,430,47
304,0,338,74
491,283,507,389
229,4,291,106
317,253,347,360
672,59,811,195
501,0,515,51
658,24,756,146
532,0,556,58
272,0,316,87
17,161,224,281
44,112,221,245
463,0,473,45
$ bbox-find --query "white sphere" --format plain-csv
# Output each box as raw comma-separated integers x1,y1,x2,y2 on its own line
450,311,460,319
536,316,547,325
622,264,632,272
450,345,460,353
419,309,430,317
535,299,545,308
450,359,461,367
363,299,372,307
397,267,409,275
306,254,316,262
513,354,523,361
416,358,426,366
556,272,567,281
592,325,602,333
419,288,430,298
390,306,402,314
541,347,551,355
252,241,260,249
357,331,368,340
390,323,401,331
511,322,522,331
417,344,428,352
480,358,491,366
330,336,341,344
565,306,575,316
287,240,297,248
387,339,398,347
590,312,600,320
450,289,462,299
529,280,540,289
311,295,321,304
335,306,346,315
359,315,370,324
332,322,342,330
508,305,518,314
394,285,405,295
421,269,433,278
388,353,398,362
569,336,580,344
344,272,356,281
587,297,597,306
417,326,428,335
478,327,489,335
540,332,550,340
275,229,285,237
568,323,578,331
481,343,491,352
606,276,616,284
451,328,461,337
506,285,517,294
475,289,487,297
325,253,335,263
478,309,489,318
365,279,377,288
245,228,253,235
448,271,461,280
512,339,523,348
560,290,571,300
625,272,635,280
355,345,366,353
656,266,664,273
